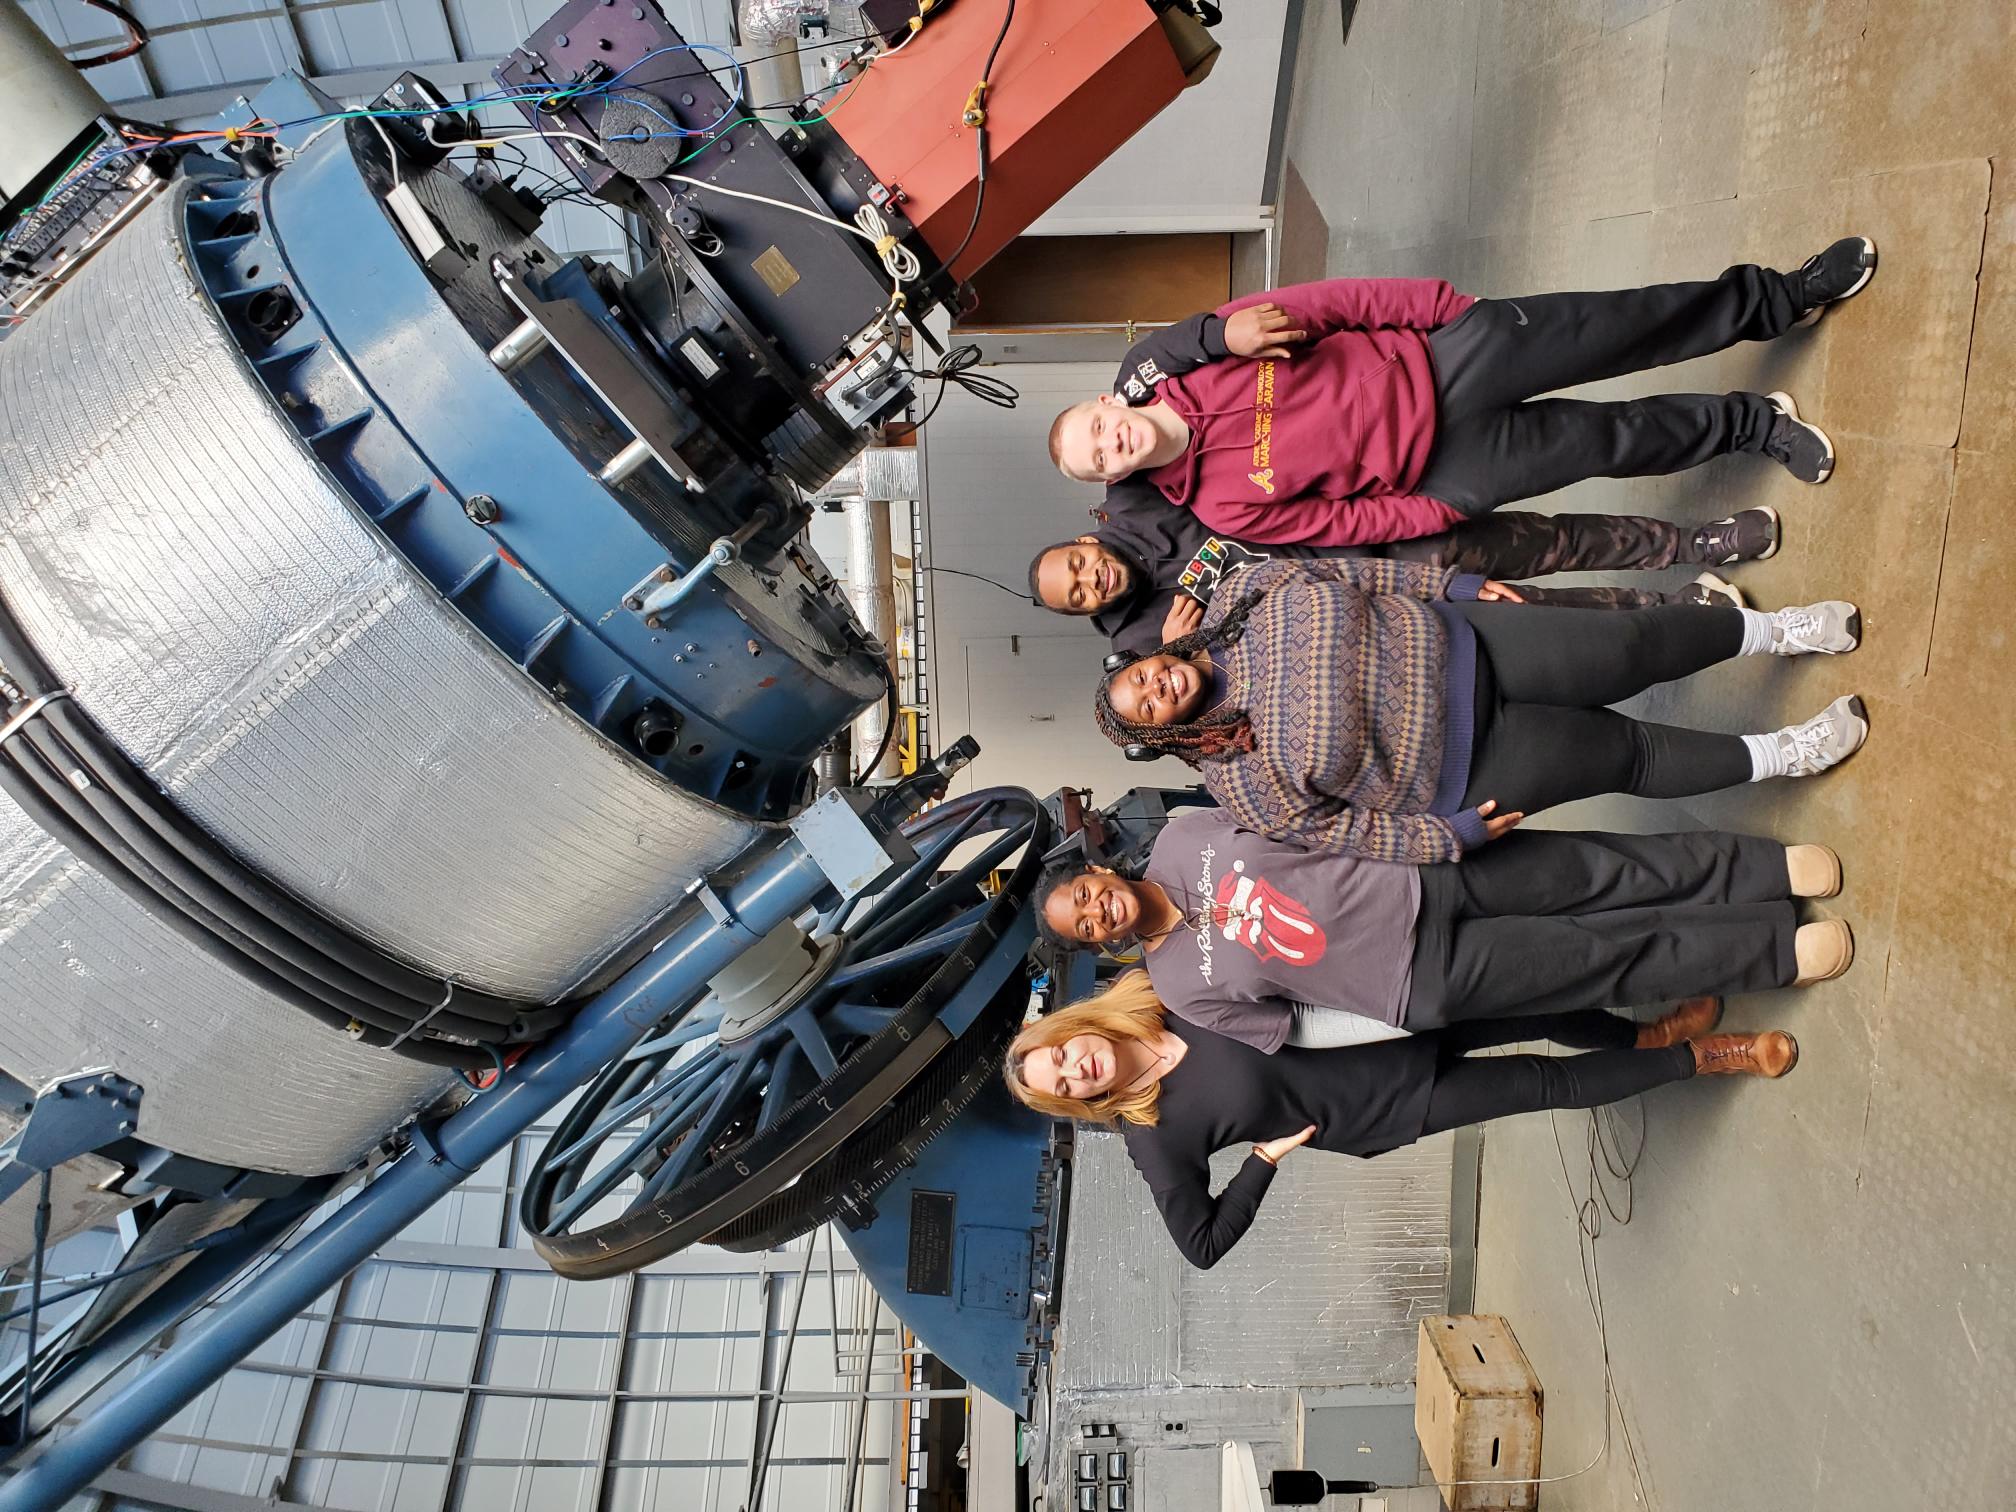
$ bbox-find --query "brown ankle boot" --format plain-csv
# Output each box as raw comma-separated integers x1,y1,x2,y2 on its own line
1691,1031,1800,1078
1637,996,1724,1049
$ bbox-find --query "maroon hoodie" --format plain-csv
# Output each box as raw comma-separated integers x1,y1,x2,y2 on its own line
1146,278,1476,546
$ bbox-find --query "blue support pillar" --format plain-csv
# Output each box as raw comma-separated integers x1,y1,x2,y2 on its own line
0,787,915,1512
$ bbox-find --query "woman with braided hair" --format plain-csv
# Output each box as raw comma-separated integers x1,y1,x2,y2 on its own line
1091,556,1869,864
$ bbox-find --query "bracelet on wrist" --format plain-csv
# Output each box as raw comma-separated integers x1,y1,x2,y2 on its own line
1251,1145,1277,1167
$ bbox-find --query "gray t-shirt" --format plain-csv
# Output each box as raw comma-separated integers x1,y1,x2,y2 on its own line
1141,808,1422,1052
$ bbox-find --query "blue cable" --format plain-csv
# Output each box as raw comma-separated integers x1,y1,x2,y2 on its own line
461,1041,507,1095
11,45,755,246
601,40,744,93
563,44,746,143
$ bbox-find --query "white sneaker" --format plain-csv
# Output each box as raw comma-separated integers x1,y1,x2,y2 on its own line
1769,600,1860,655
1777,695,1869,777
1681,571,1747,609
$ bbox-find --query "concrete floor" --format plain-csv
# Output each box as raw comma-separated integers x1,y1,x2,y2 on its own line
1280,2,2016,1508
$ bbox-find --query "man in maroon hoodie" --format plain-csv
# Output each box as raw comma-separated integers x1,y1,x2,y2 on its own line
1046,239,1875,546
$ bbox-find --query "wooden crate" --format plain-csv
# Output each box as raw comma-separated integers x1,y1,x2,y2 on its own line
1414,1315,1544,1510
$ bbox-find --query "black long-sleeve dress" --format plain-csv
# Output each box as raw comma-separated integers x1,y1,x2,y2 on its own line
1119,1016,1439,1270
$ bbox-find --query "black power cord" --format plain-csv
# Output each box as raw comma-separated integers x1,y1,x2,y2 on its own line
931,0,1017,282
922,564,1027,599
882,341,1016,441
864,660,902,778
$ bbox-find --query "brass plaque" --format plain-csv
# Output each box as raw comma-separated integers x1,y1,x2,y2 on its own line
752,245,801,297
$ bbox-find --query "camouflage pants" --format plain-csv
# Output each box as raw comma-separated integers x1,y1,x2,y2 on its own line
1377,509,1696,608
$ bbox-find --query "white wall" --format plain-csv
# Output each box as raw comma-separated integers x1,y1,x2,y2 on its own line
1028,0,1292,236
920,362,1150,809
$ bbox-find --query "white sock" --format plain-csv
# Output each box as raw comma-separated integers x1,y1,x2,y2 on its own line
1736,607,1778,656
1743,730,1788,780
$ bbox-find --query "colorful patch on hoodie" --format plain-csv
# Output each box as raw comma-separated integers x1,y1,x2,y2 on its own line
1176,536,1273,603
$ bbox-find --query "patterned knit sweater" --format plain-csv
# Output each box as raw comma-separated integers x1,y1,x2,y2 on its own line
1198,557,1489,863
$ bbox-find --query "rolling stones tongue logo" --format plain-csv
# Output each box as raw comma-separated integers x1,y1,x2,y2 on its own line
1212,860,1327,966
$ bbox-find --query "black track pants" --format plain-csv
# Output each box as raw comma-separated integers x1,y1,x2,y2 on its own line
1417,264,1803,514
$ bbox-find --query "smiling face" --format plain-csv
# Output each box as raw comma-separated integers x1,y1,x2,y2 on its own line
1053,396,1161,484
1040,867,1145,947
1018,1032,1120,1101
1034,537,1134,614
1105,653,1207,727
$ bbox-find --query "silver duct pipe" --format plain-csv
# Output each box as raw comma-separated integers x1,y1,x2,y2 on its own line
0,4,108,200
815,731,853,792
843,497,901,780
735,0,810,109
812,445,920,506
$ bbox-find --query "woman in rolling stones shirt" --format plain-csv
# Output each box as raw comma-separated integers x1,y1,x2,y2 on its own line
1034,807,1854,1052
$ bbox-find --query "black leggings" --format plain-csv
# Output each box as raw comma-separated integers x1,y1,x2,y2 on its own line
1417,265,1800,515
1454,600,1755,815
1418,1012,1696,1137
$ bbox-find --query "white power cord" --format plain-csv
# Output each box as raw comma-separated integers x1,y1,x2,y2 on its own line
370,117,403,188
853,202,921,282
879,11,927,59
659,173,916,303
457,127,621,161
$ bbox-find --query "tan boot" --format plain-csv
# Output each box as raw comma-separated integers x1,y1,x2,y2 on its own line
1786,843,1843,898
1793,919,1854,985
1636,996,1724,1049
1691,1031,1800,1077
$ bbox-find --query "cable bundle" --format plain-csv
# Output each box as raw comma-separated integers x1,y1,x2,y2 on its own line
0,590,561,1071
885,341,1018,440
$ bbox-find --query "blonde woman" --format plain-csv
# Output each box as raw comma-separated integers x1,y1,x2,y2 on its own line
1004,971,1794,1269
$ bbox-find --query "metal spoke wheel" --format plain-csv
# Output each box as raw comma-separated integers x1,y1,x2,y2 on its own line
521,788,1052,1279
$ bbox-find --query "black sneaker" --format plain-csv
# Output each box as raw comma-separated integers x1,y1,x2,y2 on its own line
1689,506,1780,565
1762,392,1834,484
1678,571,1747,609
1793,236,1878,327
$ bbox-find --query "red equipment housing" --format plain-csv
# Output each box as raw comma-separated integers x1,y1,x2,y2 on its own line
831,0,1218,282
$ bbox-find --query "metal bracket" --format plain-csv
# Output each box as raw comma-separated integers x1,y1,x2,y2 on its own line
491,255,706,494
406,1119,475,1176
791,787,916,899
694,879,764,948
0,1072,143,1206
629,517,767,624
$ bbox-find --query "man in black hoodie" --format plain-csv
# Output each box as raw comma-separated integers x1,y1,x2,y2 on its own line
1031,306,1781,655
